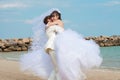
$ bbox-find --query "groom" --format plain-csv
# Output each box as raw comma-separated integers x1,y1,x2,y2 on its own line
44,11,64,80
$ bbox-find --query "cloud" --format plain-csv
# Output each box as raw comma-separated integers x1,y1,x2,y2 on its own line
24,19,33,24
22,0,71,8
0,18,34,25
0,3,28,9
43,1,70,8
0,19,23,23
102,1,120,6
0,0,71,9
79,1,120,7
63,20,71,24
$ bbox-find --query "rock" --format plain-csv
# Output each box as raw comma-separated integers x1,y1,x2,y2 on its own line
0,48,2,52
4,43,11,47
8,46,15,51
0,42,5,48
3,48,12,52
29,38,33,42
18,38,23,41
17,41,24,46
16,47,22,51
0,39,2,42
22,46,28,51
22,38,30,44
100,43,104,47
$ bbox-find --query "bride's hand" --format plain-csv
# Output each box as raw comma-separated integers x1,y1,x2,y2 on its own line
47,22,56,27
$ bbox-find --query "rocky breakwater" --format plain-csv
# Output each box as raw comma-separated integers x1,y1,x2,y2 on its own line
0,38,32,52
85,35,120,47
0,35,120,52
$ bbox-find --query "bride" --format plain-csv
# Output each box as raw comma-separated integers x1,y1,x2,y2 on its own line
20,8,102,80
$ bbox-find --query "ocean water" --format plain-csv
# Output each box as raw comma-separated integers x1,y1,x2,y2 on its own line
100,46,120,69
0,46,120,70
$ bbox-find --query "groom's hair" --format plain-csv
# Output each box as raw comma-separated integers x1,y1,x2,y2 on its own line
44,15,51,24
51,11,62,20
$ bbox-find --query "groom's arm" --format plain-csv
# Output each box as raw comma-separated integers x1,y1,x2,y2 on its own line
47,20,64,28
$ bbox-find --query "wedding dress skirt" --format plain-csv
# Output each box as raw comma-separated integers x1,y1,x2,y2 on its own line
20,27,102,80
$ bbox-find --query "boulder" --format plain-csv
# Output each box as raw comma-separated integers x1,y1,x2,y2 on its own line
3,48,12,52
22,46,28,51
0,48,2,52
22,38,30,44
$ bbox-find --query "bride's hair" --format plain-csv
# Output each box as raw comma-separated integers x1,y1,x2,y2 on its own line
51,10,62,20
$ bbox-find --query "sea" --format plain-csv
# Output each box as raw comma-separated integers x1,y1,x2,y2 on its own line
0,46,120,70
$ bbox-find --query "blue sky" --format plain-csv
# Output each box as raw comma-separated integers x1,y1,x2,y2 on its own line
0,0,120,39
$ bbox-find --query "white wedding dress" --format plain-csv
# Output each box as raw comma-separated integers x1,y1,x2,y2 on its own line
20,26,102,80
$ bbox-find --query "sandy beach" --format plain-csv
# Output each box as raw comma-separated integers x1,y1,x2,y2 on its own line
0,59,120,80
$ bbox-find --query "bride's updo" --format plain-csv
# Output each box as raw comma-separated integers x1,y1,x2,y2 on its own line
50,10,62,20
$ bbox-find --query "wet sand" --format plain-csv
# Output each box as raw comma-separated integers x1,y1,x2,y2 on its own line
0,59,120,80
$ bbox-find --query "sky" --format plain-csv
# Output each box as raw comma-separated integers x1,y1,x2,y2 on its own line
0,0,120,39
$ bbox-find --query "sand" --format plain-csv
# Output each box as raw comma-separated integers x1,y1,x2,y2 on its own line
0,59,120,80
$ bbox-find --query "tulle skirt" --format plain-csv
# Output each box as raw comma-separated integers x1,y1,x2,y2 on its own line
20,29,102,80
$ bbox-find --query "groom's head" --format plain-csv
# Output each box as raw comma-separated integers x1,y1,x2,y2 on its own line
44,15,51,24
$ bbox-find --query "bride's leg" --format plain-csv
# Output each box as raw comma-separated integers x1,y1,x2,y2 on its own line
48,70,55,80
78,70,87,80
48,49,61,80
45,28,61,80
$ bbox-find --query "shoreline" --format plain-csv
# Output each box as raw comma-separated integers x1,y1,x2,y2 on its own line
0,47,120,71
1,57,120,71
0,59,120,80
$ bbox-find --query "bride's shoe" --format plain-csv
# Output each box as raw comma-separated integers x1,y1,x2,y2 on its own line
81,73,87,80
78,70,87,80
48,71,61,80
48,50,61,80
55,72,61,80
48,70,55,80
